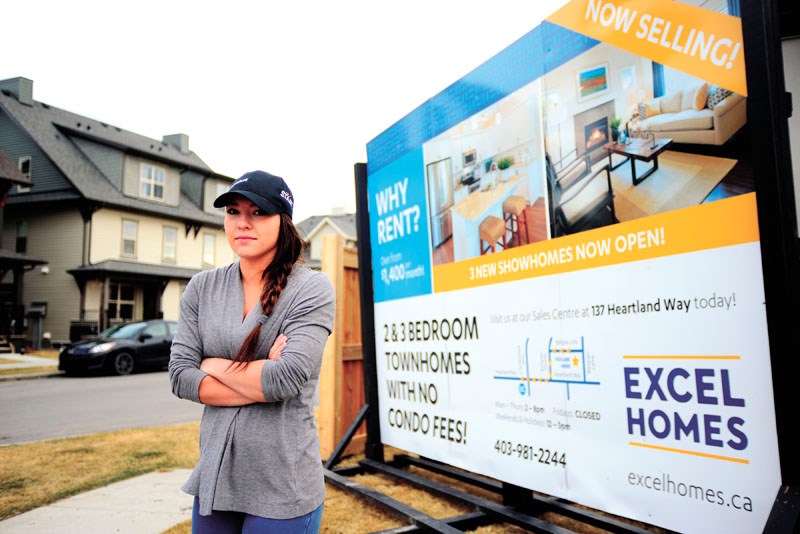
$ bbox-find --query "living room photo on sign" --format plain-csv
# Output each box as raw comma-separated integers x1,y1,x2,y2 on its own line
540,38,750,238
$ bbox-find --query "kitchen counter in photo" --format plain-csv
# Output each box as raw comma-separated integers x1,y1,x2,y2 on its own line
452,174,521,221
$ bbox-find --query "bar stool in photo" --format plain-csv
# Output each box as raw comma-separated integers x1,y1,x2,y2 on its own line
502,195,529,247
479,215,507,255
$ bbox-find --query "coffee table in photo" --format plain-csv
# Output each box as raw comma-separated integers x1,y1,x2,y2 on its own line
604,137,673,185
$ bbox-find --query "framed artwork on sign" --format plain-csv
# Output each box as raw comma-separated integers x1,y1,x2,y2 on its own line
577,63,610,102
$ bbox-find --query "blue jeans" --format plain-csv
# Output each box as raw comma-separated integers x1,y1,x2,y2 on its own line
191,497,323,534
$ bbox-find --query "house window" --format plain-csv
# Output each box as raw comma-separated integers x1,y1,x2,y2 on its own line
203,233,215,266
15,220,28,253
122,219,138,257
108,283,135,321
17,156,31,193
139,163,165,201
163,225,177,262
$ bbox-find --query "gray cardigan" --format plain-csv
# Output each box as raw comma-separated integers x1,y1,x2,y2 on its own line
169,262,335,518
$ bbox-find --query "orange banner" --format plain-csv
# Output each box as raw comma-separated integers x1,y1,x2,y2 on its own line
432,193,759,293
547,0,746,96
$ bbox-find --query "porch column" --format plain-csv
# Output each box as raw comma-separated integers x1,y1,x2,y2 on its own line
101,277,109,332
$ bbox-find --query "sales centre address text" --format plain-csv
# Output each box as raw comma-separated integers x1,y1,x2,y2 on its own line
383,317,567,467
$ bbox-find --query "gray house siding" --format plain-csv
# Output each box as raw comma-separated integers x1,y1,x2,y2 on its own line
73,137,124,190
0,112,73,194
9,207,83,342
203,177,232,214
180,169,205,206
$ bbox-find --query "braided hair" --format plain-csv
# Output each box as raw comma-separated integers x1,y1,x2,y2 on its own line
233,214,305,364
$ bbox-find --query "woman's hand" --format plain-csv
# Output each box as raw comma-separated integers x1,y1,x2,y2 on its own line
197,358,258,405
200,356,266,403
198,375,257,406
269,334,287,361
197,334,285,405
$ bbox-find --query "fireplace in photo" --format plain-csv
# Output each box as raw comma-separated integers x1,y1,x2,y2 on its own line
573,100,616,164
584,117,609,154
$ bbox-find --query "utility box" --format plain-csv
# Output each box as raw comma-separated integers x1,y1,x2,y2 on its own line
26,301,47,350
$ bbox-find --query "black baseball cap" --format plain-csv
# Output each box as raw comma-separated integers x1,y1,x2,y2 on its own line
214,170,294,218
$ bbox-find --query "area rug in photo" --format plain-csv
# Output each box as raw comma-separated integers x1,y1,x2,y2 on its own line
609,150,737,222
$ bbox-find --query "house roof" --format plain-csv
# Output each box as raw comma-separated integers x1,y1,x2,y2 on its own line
0,248,47,267
67,260,199,281
295,212,358,242
0,83,228,227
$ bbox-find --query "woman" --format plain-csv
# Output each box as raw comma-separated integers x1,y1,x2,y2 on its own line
169,170,335,533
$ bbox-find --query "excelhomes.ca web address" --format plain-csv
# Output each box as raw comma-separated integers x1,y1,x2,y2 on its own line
627,470,754,512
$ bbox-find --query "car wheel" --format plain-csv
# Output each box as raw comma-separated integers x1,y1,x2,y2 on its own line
111,352,135,375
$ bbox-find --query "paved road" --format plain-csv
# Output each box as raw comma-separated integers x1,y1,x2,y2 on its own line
0,370,204,445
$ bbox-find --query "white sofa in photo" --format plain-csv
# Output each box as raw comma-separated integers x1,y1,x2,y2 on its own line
629,84,746,146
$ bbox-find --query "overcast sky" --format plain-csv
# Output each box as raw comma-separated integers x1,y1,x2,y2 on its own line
1,0,567,222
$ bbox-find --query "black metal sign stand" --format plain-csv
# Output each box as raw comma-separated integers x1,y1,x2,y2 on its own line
323,405,663,533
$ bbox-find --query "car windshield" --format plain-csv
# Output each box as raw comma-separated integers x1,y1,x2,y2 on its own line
97,323,127,338
104,323,147,339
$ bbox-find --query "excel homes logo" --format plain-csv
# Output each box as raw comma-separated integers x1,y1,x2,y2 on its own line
623,356,748,459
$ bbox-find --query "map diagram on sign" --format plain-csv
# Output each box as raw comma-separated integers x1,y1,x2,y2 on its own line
494,337,600,399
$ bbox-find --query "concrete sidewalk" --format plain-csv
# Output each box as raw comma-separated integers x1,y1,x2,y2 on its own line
0,469,194,533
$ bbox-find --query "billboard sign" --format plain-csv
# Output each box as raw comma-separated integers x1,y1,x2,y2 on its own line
363,1,781,532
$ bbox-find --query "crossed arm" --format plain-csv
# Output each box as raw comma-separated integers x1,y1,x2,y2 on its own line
198,334,287,406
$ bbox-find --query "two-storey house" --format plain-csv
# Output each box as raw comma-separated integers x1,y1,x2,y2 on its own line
0,77,235,348
295,209,357,270
0,147,46,350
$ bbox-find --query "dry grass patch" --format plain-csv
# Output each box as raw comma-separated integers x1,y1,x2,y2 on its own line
0,365,58,376
319,451,662,534
1,424,665,533
351,471,472,520
162,519,191,534
320,483,404,533
25,350,60,360
0,349,60,376
0,422,199,520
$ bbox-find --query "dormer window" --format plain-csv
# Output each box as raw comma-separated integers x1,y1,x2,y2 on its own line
17,156,31,193
215,182,228,213
139,163,165,201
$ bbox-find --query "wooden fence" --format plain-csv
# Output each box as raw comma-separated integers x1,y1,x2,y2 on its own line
317,234,366,461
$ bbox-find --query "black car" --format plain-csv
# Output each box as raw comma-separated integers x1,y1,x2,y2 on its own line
59,319,177,376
